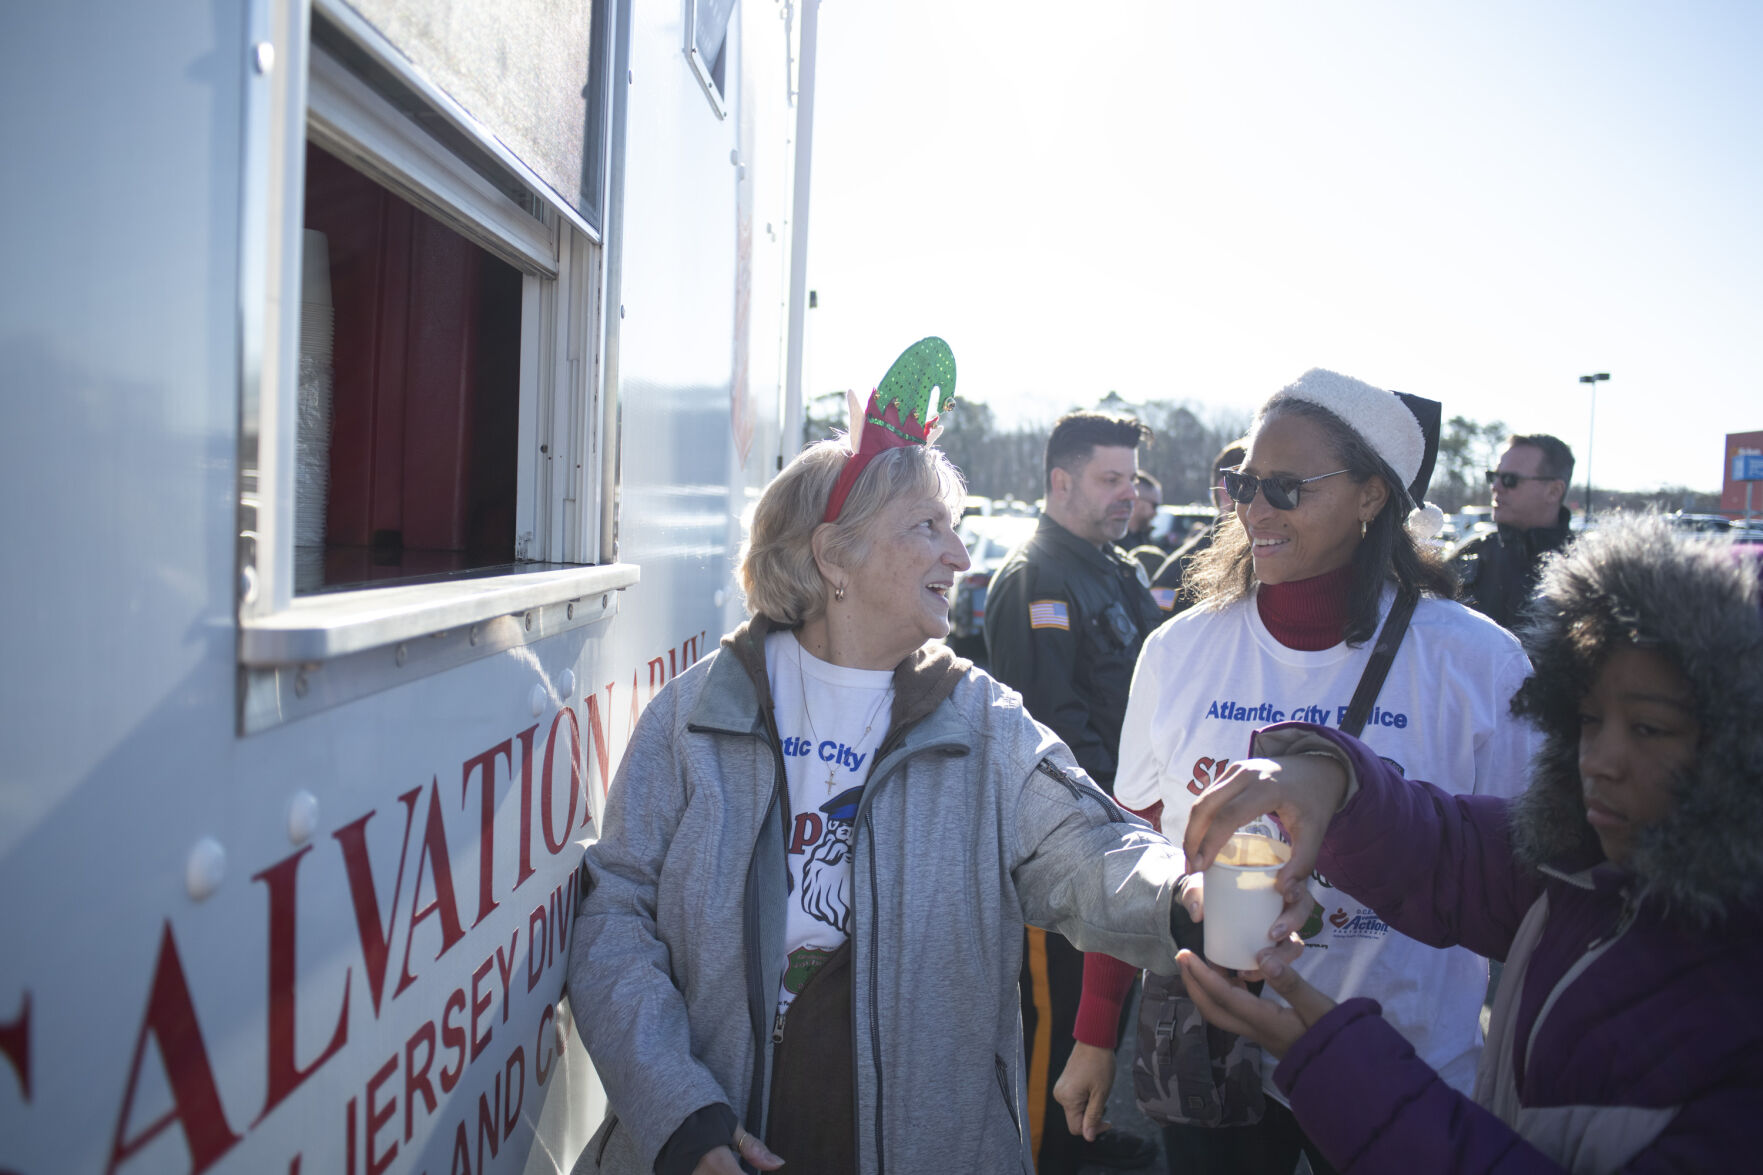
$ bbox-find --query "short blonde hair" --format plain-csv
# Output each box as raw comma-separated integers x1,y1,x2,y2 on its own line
739,440,967,624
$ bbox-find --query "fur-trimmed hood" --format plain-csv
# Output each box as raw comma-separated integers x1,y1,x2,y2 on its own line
1509,515,1763,923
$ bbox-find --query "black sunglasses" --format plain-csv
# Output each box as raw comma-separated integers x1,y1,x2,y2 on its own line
1485,471,1558,489
1221,468,1350,511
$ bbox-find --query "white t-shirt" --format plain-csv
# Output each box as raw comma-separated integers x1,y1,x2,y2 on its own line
764,631,894,1017
1115,589,1539,1095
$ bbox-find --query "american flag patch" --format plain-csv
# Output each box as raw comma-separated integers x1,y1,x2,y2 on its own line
1028,599,1070,630
1151,587,1176,611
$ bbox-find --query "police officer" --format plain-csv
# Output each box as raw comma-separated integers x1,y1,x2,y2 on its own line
987,413,1164,795
985,411,1164,1174
1452,433,1576,630
1123,470,1164,576
1148,436,1247,618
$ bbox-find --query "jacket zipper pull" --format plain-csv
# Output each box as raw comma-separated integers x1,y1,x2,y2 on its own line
1588,888,1639,950
771,1010,786,1045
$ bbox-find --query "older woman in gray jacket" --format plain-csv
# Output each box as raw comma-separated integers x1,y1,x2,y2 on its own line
568,341,1203,1175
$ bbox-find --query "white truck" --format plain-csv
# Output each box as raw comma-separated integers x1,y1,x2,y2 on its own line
0,0,820,1170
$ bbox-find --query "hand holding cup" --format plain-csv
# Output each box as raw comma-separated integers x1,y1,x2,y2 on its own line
1176,942,1331,1059
1182,753,1348,940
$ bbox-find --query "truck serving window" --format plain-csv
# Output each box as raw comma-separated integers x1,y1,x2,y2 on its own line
299,143,522,593
236,0,637,729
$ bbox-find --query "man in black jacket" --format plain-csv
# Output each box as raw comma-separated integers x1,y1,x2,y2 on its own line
1452,433,1576,630
985,411,1164,1173
1149,436,1247,617
1122,470,1161,549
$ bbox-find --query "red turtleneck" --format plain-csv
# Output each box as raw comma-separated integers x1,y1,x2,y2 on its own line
1073,562,1357,1048
1255,562,1354,650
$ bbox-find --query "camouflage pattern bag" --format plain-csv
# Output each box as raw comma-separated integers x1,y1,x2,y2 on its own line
1131,967,1266,1127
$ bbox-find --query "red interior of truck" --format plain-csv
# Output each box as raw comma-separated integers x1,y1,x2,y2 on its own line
300,144,521,591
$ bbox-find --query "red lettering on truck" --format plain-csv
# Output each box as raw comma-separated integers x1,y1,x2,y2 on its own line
108,924,241,1173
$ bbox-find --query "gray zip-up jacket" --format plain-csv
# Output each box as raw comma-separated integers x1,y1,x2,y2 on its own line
568,618,1191,1174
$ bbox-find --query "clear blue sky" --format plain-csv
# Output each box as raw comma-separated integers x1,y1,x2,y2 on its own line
803,1,1763,494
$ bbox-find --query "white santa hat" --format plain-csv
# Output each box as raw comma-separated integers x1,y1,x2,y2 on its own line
1275,368,1446,542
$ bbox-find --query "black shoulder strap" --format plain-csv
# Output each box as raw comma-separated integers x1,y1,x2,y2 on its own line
1339,591,1418,738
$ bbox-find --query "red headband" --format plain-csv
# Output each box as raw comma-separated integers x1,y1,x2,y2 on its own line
822,338,957,523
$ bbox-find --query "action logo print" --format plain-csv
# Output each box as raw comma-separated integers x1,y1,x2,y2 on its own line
1325,905,1391,940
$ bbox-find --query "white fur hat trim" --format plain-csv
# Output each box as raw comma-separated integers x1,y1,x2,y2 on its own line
1406,502,1446,542
1277,368,1423,493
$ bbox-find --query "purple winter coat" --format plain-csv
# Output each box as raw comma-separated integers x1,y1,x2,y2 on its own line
1254,723,1763,1173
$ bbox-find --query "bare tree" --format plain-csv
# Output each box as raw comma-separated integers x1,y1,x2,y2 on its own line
1136,401,1251,505
803,389,850,444
1432,415,1510,512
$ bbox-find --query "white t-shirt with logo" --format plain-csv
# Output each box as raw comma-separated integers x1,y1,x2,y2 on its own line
765,631,894,1017
1115,589,1539,1095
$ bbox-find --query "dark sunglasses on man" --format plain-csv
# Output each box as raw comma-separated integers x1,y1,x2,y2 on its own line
1220,468,1349,511
1485,471,1558,490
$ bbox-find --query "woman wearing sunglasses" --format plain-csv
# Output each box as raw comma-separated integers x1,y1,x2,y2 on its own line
1056,369,1540,1174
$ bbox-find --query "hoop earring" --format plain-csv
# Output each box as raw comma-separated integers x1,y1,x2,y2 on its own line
834,583,847,602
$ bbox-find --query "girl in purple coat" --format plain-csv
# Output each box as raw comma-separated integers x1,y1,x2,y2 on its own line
1178,516,1763,1172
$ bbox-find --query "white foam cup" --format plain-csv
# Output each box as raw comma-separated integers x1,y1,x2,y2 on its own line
1202,833,1293,971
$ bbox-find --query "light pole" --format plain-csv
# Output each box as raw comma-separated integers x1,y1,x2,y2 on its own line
1578,372,1610,522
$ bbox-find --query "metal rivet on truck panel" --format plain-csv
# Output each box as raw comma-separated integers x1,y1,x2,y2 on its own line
530,683,548,717
287,791,320,844
186,838,226,901
560,669,576,699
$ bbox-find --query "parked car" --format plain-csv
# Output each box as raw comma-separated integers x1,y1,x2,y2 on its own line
1453,504,1496,544
1668,512,1734,533
948,514,1040,659
1144,503,1220,552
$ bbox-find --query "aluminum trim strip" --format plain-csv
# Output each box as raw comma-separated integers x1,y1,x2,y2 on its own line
239,562,640,664
598,0,632,565
307,48,558,276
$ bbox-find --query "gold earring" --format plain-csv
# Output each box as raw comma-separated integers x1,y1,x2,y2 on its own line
1360,519,1368,539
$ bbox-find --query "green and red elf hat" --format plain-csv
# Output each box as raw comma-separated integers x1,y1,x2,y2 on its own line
823,337,957,523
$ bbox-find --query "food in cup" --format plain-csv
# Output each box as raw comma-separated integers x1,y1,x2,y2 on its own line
1202,832,1293,971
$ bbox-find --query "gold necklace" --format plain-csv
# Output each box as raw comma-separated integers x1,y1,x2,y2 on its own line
797,644,893,791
